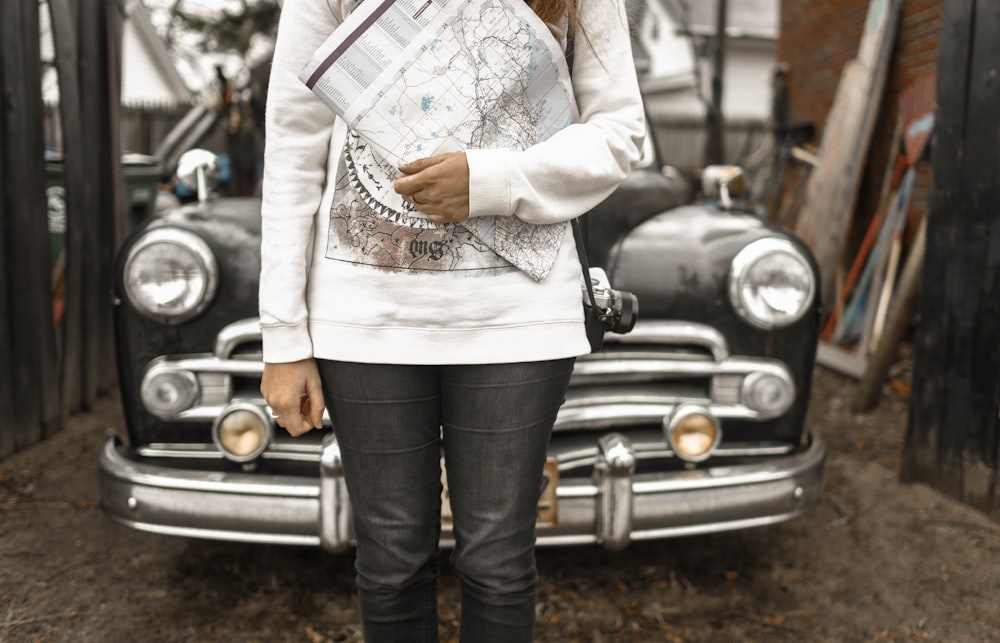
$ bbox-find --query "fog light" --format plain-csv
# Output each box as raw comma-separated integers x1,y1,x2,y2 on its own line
664,405,721,462
742,371,795,417
213,404,271,462
140,366,198,416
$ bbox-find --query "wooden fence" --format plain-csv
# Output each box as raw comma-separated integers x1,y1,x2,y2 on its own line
1,0,123,458
1,0,60,455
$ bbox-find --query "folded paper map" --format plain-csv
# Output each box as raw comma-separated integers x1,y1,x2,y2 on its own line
299,0,577,280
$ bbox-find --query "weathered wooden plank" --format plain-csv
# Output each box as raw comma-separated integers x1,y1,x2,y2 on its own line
815,341,867,380
794,0,903,313
942,0,1000,508
0,72,12,458
55,0,123,405
107,1,126,252
18,0,61,438
903,0,999,517
78,3,105,406
0,0,58,449
901,0,974,488
0,1,13,458
853,216,925,412
96,0,125,393
50,0,85,415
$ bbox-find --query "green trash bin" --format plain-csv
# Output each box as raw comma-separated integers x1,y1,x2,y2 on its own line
121,153,162,231
44,153,162,269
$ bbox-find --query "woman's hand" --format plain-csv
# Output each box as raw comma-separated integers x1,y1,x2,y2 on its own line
394,152,470,224
260,359,326,437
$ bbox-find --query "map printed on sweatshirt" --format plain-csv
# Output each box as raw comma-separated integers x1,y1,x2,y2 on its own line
300,0,577,280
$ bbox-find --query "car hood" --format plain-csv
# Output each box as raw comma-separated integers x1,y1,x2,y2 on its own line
608,204,813,322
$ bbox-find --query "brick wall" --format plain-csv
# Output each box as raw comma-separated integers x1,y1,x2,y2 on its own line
777,0,940,253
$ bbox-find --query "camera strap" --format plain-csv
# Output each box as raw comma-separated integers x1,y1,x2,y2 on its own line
572,217,599,311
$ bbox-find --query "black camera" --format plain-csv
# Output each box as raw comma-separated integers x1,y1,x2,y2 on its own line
585,268,638,335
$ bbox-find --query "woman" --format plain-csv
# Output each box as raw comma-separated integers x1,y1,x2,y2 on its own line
259,0,644,638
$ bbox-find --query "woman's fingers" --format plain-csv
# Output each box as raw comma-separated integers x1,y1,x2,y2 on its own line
261,359,326,436
304,372,326,429
394,152,470,222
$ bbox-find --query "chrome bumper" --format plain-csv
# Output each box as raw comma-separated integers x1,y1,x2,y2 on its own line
99,432,826,553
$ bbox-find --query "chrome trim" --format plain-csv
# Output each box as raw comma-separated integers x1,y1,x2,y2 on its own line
319,434,352,553
554,400,767,431
153,356,264,376
145,389,784,427
215,318,263,359
136,439,795,467
571,355,791,380
601,321,729,361
137,319,794,424
596,434,636,550
99,434,827,552
701,165,745,209
728,238,816,330
137,442,324,461
123,227,218,324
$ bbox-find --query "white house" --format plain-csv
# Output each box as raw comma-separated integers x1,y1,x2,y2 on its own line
119,0,194,107
39,0,193,155
633,0,779,172
40,0,192,109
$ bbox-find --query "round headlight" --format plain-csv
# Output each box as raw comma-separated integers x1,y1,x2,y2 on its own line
123,228,218,324
664,405,721,463
741,371,795,417
140,365,199,416
729,238,815,329
213,404,271,463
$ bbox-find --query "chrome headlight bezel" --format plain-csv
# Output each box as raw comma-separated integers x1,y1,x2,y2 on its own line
728,238,816,330
123,228,218,324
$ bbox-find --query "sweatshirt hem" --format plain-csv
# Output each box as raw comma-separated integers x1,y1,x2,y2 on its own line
309,320,590,364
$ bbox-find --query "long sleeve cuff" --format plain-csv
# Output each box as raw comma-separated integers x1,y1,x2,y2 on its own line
466,148,511,218
260,323,314,363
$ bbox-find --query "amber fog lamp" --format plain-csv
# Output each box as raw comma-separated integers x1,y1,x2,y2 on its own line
213,404,271,462
664,405,721,463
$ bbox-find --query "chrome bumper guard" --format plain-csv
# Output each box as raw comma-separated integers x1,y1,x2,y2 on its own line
99,432,826,553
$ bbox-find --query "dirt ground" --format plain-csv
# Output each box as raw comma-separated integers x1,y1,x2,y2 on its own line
1,359,998,643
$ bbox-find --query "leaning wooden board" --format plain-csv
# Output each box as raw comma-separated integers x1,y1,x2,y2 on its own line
794,0,903,314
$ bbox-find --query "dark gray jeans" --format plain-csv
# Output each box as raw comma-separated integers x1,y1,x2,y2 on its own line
316,358,575,643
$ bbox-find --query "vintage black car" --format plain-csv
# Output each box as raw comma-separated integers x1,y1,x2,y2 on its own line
99,127,826,552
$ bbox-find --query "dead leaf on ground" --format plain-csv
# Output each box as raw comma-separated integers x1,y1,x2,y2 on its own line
889,378,911,398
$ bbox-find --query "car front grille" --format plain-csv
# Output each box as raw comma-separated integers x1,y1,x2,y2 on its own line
136,318,799,464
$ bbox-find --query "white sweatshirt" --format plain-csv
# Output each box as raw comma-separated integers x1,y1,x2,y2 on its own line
259,0,645,365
